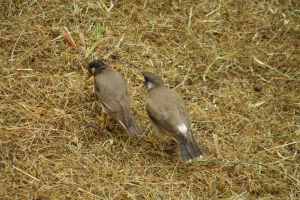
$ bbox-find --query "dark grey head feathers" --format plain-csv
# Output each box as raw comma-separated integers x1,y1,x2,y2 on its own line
141,71,165,90
88,60,108,76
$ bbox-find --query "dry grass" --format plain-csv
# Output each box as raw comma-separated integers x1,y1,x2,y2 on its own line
1,0,300,199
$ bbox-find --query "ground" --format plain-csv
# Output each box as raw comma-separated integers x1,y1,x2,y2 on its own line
0,0,300,199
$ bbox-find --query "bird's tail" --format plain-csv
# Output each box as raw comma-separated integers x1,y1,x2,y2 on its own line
123,113,143,137
176,132,204,163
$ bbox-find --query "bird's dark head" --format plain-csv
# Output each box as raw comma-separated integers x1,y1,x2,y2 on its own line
140,71,165,90
88,60,108,76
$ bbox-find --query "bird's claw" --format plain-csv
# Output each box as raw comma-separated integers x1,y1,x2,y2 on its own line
143,135,157,149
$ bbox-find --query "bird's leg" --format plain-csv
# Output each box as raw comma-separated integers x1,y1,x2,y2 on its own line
105,114,113,130
101,112,107,128
97,112,107,128
143,135,157,149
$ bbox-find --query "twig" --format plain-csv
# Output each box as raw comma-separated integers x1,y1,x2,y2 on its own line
253,57,291,79
173,64,193,91
268,141,300,151
213,134,220,157
188,5,194,34
101,1,114,12
92,154,103,163
203,57,218,81
108,1,114,12
30,0,38,7
103,34,126,60
63,27,78,50
10,30,24,61
13,166,40,182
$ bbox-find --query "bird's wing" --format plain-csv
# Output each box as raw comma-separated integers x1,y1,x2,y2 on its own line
178,100,191,129
94,72,131,125
146,90,188,143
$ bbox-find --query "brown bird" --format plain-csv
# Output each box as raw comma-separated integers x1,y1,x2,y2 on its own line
88,60,143,137
140,71,204,163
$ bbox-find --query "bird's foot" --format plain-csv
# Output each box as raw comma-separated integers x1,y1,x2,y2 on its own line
143,135,157,149
97,113,106,128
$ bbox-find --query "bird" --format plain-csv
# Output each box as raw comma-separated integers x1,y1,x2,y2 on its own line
88,60,143,137
140,71,204,163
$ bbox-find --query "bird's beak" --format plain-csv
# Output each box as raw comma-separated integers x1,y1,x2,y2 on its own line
137,77,145,82
137,70,145,82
